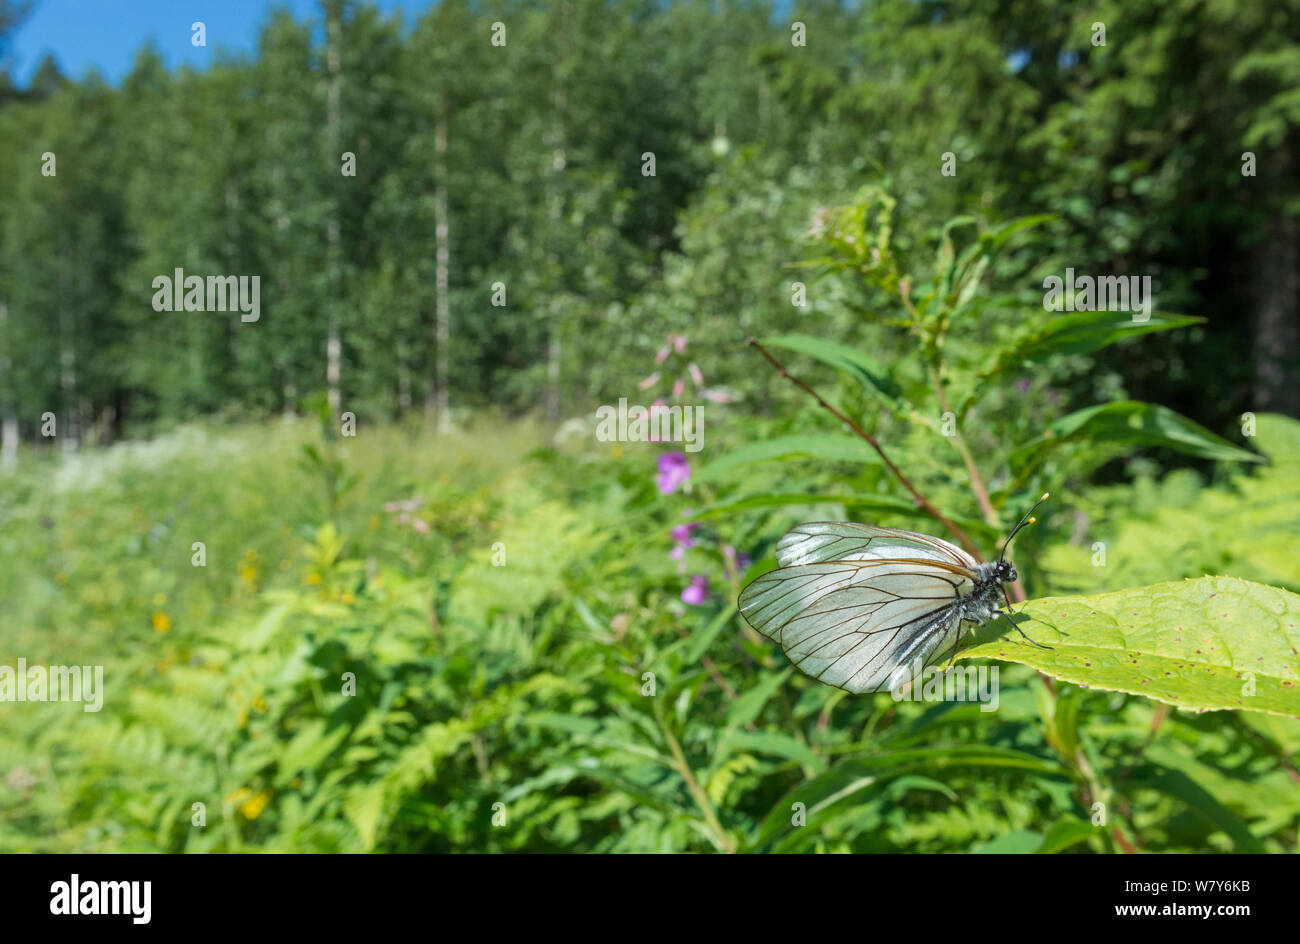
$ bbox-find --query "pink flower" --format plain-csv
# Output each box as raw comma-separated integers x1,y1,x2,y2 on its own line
672,378,685,397
656,451,690,495
688,362,704,386
411,518,430,534
724,545,753,571
681,575,708,606
702,389,733,403
655,346,671,364
673,334,687,354
670,522,699,559
638,372,660,391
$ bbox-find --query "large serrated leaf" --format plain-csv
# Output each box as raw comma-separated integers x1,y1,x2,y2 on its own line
958,576,1300,717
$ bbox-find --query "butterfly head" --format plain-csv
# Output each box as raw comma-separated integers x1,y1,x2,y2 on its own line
994,560,1017,585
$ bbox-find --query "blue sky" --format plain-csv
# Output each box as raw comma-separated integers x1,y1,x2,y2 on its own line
6,0,436,87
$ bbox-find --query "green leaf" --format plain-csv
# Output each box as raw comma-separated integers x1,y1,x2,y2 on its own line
722,731,821,769
971,830,1042,853
343,785,386,852
1009,401,1262,475
685,604,738,663
979,214,1055,252
748,746,1065,850
694,435,881,483
1036,816,1097,854
958,576,1300,717
1126,764,1267,853
757,334,901,399
689,492,914,520
725,669,792,730
688,493,997,540
990,310,1203,370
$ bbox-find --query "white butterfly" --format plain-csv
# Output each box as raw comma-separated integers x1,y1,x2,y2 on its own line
738,496,1049,694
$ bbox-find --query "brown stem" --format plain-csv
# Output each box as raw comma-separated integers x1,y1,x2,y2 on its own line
747,337,984,560
933,372,1028,602
933,371,997,525
1111,827,1137,854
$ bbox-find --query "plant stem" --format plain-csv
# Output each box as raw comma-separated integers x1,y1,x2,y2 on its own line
746,337,984,560
932,367,1027,603
933,369,997,526
654,701,735,853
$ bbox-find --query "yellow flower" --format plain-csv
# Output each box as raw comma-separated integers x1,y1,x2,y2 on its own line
225,787,251,806
252,695,268,713
239,791,270,820
611,443,625,461
307,572,322,586
239,564,258,581
151,612,171,634
341,591,355,605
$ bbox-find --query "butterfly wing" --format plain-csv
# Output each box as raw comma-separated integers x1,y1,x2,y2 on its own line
775,522,977,569
739,551,976,694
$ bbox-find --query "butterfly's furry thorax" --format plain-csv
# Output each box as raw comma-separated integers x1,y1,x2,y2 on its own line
960,560,1017,626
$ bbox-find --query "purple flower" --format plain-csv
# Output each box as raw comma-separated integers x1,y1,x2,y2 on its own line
724,545,753,571
681,575,708,606
670,522,699,561
1016,378,1031,394
656,451,690,495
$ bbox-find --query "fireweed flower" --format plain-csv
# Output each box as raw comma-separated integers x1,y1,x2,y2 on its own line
688,362,704,386
670,522,699,561
681,574,708,605
723,544,753,575
638,372,661,391
656,451,690,494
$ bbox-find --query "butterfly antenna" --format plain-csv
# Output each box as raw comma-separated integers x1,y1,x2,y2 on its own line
998,492,1050,563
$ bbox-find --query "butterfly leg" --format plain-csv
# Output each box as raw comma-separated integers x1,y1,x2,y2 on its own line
944,621,965,671
1002,587,1068,638
997,608,1053,650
